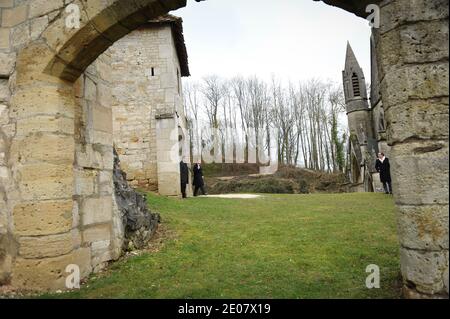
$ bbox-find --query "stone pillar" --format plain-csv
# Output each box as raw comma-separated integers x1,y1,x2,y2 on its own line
8,42,91,290
155,114,181,197
376,0,449,298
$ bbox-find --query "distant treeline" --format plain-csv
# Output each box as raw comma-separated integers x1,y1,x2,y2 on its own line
183,75,348,173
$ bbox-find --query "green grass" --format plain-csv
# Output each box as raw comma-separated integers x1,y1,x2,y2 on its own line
43,193,401,299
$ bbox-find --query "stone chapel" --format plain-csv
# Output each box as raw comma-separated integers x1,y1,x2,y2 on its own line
343,39,390,193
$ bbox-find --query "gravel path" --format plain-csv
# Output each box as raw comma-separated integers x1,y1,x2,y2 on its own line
203,194,262,199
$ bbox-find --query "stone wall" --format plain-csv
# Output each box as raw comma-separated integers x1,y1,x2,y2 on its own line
108,25,176,190
73,50,122,274
104,24,188,196
374,0,449,298
0,0,186,290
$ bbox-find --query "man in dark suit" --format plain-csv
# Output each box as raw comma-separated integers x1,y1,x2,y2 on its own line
193,161,207,196
180,159,189,199
375,152,392,194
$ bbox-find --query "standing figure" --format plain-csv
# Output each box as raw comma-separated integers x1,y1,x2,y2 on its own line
193,161,207,196
375,152,392,194
180,159,189,199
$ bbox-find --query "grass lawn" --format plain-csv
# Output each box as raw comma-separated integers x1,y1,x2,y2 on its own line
43,192,401,299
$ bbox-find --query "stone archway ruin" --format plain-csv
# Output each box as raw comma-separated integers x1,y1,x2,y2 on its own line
0,0,448,298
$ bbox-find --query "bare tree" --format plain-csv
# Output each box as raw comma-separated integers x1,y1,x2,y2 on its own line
183,74,347,173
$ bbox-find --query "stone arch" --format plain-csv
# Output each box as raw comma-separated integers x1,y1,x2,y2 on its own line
2,0,187,290
45,0,187,82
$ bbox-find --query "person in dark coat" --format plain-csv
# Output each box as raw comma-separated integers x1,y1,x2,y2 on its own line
180,159,189,199
375,152,392,194
193,161,207,196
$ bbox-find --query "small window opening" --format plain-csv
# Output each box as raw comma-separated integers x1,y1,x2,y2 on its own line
352,73,360,97
151,67,155,76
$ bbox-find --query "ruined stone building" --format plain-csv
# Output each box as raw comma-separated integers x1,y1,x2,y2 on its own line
77,14,191,196
0,0,448,298
343,41,390,192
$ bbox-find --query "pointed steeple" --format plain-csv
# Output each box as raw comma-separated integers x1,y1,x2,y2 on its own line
345,42,361,71
342,41,368,112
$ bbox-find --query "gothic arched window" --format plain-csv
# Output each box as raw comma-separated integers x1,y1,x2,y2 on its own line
352,73,361,97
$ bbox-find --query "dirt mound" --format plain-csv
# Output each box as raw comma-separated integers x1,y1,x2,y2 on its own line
205,166,347,195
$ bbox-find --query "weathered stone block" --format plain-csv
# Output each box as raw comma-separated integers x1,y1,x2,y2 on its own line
19,163,73,201
391,141,449,205
0,0,13,8
76,144,113,170
81,196,113,226
1,123,15,139
0,28,10,49
158,173,180,196
385,98,449,143
10,87,75,120
71,228,81,250
91,249,111,273
12,247,91,291
11,21,31,50
18,232,73,259
98,170,113,195
82,223,111,244
397,204,449,250
0,165,9,179
97,83,113,107
73,76,84,98
92,105,112,133
400,247,448,295
13,200,73,236
15,115,74,137
72,200,80,229
76,144,102,169
1,5,27,27
400,20,449,65
29,0,64,20
0,232,16,285
84,76,97,101
30,15,49,40
85,4,130,43
43,9,101,68
0,52,15,77
379,0,449,35
380,62,449,109
0,78,9,102
377,20,449,73
10,134,74,164
74,169,97,196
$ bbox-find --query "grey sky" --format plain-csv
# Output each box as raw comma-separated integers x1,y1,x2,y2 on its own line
174,0,372,84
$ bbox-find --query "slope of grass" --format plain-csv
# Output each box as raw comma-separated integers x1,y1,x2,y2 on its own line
42,193,401,299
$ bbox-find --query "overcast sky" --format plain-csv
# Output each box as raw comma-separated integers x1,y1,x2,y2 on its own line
174,0,372,84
